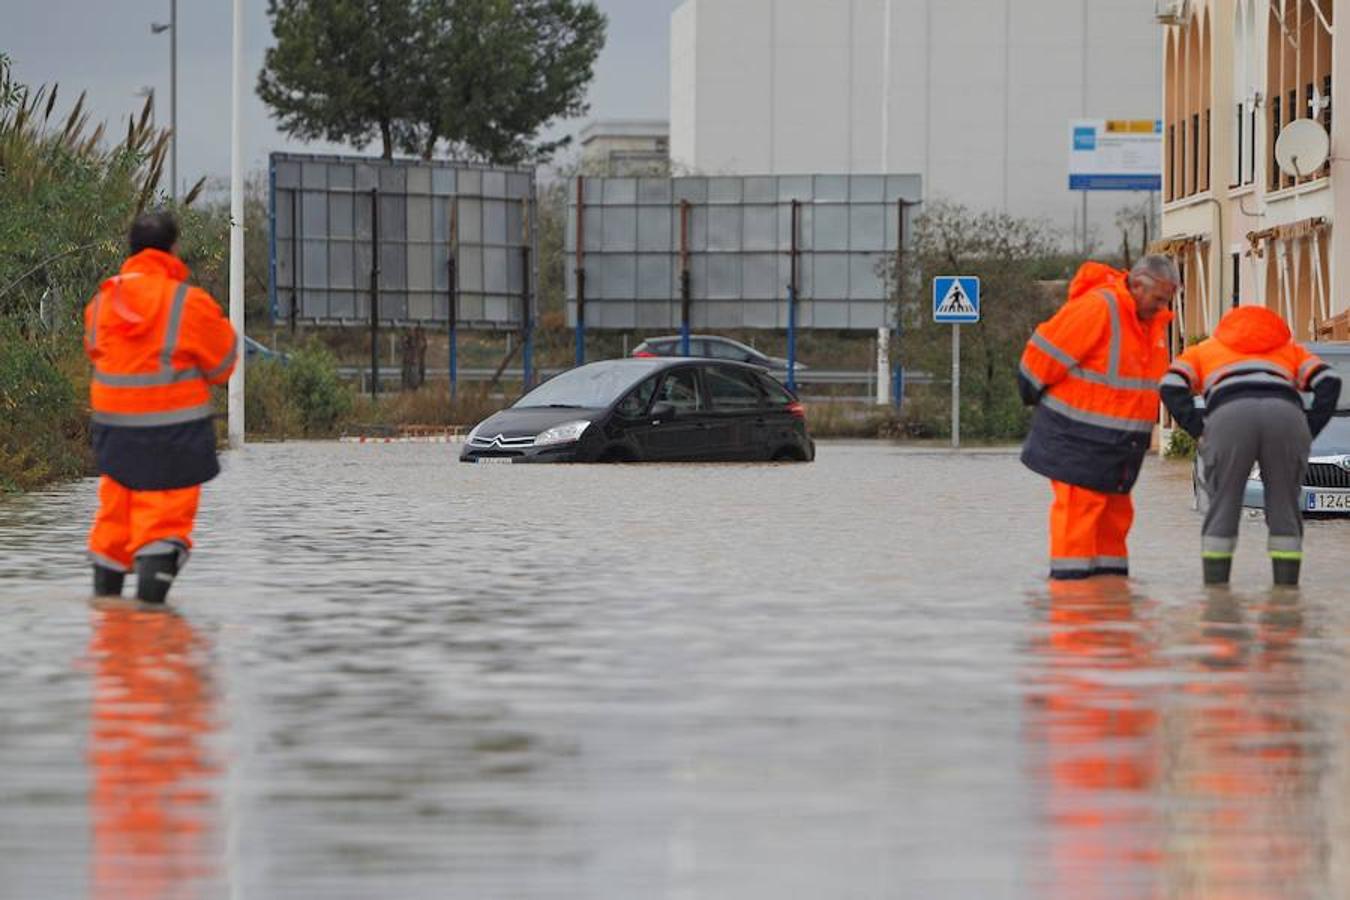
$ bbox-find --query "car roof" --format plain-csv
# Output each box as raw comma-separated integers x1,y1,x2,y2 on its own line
580,356,770,373
641,334,756,346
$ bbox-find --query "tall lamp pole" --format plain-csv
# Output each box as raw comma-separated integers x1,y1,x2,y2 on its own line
228,0,244,448
151,0,177,202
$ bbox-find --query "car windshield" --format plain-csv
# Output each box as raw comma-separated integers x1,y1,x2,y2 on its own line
514,360,663,409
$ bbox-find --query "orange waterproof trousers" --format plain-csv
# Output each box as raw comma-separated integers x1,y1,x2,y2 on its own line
88,476,199,572
1049,480,1134,579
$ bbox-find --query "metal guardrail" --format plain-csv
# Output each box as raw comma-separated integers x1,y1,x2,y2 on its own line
335,365,934,387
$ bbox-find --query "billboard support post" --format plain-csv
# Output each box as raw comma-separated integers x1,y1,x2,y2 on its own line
369,187,380,401
521,196,534,390
448,199,458,400
575,176,586,368
679,200,692,356
291,186,301,334
787,199,801,392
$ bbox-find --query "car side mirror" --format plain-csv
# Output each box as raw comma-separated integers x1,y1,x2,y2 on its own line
650,401,676,420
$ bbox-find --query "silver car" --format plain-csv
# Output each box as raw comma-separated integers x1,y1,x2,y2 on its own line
1193,342,1350,515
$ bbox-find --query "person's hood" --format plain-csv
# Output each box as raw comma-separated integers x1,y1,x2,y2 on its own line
1214,305,1291,354
1067,261,1129,303
94,249,190,338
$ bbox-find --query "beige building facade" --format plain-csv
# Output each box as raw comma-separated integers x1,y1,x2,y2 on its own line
1159,0,1346,350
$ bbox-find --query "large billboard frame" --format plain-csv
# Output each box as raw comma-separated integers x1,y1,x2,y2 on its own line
565,173,922,335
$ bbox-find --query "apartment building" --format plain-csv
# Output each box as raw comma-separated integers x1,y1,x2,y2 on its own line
1158,0,1346,348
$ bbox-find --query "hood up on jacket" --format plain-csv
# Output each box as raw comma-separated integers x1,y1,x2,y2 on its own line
1213,305,1293,355
92,249,191,339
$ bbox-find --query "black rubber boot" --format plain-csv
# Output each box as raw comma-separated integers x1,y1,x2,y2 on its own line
134,553,179,604
1203,556,1232,585
93,565,125,597
1273,557,1301,587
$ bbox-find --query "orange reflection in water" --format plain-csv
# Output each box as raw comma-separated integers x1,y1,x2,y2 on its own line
1029,579,1163,898
87,605,219,900
1165,592,1325,897
1028,581,1327,898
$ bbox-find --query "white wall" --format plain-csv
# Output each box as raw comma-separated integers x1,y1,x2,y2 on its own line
671,0,1163,243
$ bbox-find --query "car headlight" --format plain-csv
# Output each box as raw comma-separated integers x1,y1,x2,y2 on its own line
535,420,591,447
466,422,485,443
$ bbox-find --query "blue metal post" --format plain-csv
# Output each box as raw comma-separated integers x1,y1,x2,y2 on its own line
893,365,904,411
679,200,692,356
522,243,534,389
787,200,800,392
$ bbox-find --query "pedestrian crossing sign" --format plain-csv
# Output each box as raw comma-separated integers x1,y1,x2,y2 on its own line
933,276,981,324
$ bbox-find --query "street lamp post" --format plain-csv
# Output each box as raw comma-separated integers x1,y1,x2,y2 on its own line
151,0,177,202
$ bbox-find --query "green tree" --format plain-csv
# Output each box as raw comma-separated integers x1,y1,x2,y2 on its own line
891,201,1065,440
258,0,606,164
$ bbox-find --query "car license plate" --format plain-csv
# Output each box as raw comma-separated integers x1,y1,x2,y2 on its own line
475,456,515,465
1306,491,1350,511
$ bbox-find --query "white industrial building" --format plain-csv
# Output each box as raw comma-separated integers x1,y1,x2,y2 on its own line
670,0,1163,241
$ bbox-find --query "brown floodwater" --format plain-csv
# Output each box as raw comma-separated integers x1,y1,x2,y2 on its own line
1,441,1348,898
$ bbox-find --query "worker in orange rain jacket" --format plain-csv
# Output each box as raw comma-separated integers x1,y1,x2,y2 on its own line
1018,256,1178,580
85,211,238,603
1160,305,1341,586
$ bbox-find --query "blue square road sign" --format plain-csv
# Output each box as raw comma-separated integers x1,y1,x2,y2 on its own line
933,276,980,324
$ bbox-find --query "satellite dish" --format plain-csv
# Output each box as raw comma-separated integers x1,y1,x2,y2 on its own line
1275,118,1330,179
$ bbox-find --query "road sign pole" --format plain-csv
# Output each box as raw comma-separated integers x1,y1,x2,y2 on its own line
951,324,961,449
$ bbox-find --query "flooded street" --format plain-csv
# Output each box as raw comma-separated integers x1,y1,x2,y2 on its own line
3,441,1350,898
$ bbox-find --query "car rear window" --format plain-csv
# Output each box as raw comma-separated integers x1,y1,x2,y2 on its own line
706,366,764,410
705,341,748,361
754,373,795,407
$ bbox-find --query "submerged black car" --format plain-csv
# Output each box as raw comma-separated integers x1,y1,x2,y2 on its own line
460,358,815,464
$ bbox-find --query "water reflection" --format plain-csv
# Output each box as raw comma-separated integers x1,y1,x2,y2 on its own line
1028,580,1331,897
88,604,220,899
1028,579,1162,898
1167,589,1328,897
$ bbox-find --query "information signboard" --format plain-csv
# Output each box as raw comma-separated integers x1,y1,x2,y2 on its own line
1068,120,1163,192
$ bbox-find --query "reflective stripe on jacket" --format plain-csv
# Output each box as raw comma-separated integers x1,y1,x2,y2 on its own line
84,249,237,427
1160,305,1342,439
1019,262,1172,494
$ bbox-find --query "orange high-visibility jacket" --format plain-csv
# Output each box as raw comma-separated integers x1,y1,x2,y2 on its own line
1019,262,1173,493
84,249,237,428
1160,305,1341,439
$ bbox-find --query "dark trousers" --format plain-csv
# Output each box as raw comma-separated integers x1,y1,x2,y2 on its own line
1200,397,1310,559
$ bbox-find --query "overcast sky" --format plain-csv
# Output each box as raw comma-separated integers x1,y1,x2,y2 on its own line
4,0,683,192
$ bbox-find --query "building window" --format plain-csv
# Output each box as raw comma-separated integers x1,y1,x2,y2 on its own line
1168,124,1177,201
1205,109,1212,190
1271,94,1282,189
1267,0,1334,190
1248,104,1257,184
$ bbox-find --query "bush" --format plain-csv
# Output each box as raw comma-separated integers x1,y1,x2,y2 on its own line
0,327,89,491
244,359,303,438
1165,427,1198,460
285,342,352,435
244,340,353,438
346,385,506,430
